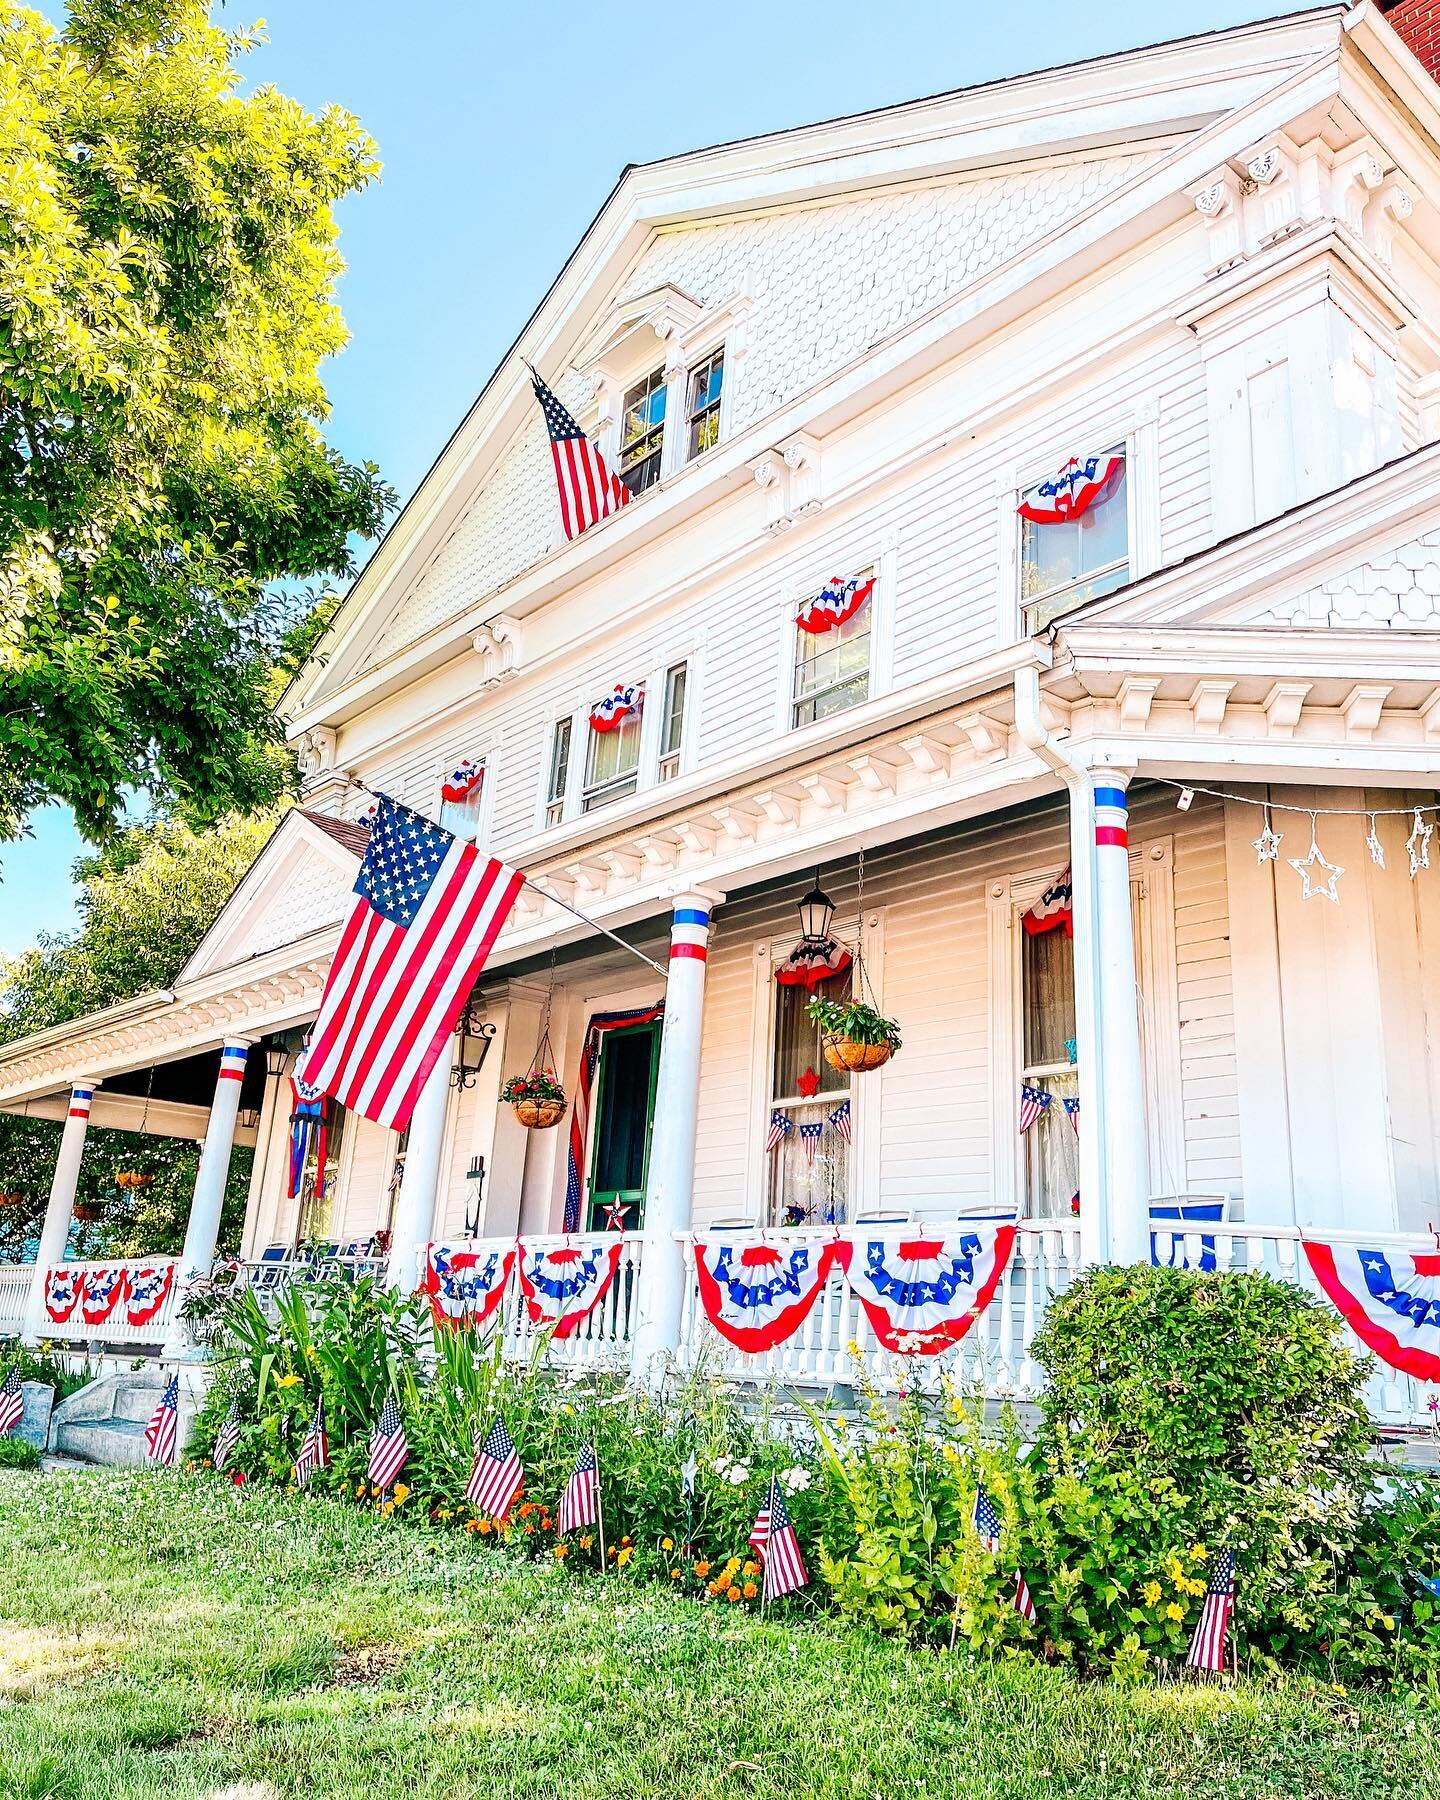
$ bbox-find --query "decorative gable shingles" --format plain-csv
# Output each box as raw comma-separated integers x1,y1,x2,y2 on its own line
1253,529,1440,630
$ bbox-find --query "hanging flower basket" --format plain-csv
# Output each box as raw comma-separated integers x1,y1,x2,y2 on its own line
501,1070,567,1131
72,1200,105,1223
0,1191,24,1209
807,996,902,1076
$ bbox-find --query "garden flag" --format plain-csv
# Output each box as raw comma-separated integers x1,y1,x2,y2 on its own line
440,758,484,804
565,1004,665,1231
1017,452,1124,524
1186,1547,1236,1673
557,1442,600,1535
367,1394,409,1490
799,1121,824,1167
295,1399,330,1489
517,1239,625,1337
530,368,630,540
0,1368,22,1436
1302,1241,1440,1382
144,1376,180,1466
828,1099,853,1146
774,937,852,989
1018,1084,1051,1134
468,1419,524,1521
423,1241,514,1330
297,796,523,1133
759,1477,808,1601
1022,865,1073,938
973,1483,1038,1623
794,573,875,634
212,1399,241,1472
693,1236,844,1352
588,683,643,733
841,1226,1018,1355
764,1110,794,1154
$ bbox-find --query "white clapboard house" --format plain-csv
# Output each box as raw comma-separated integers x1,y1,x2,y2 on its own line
6,3,1440,1424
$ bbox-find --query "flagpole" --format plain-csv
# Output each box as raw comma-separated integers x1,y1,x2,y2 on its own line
522,878,667,977
760,1474,775,1620
593,1440,608,1573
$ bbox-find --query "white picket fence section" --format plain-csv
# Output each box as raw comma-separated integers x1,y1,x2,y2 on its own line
0,1263,33,1334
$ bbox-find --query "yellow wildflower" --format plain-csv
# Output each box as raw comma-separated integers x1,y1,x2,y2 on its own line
670,1568,682,1580
1188,1543,1207,1562
555,1544,569,1560
1165,1602,1185,1623
274,1373,301,1390
742,1560,759,1578
579,1534,594,1550
616,1546,634,1568
392,1483,410,1505
1141,1581,1162,1607
661,1537,674,1552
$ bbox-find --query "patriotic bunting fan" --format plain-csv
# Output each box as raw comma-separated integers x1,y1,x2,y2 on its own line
842,1225,1017,1355
795,573,875,635
125,1262,174,1328
517,1240,624,1338
693,1236,845,1352
1018,1084,1051,1134
1303,1241,1440,1383
589,683,643,733
775,937,853,989
287,1073,328,1203
423,1241,514,1329
1017,452,1124,524
80,1265,126,1327
44,1266,82,1323
440,758,484,804
1022,865,1073,938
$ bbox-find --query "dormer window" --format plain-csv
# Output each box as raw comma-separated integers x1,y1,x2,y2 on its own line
686,350,724,459
1019,446,1129,629
618,369,667,496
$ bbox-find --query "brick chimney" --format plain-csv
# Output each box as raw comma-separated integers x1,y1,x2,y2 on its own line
1380,0,1440,81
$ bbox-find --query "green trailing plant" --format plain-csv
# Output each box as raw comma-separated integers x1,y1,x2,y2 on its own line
500,1069,566,1106
805,995,902,1053
1,1345,92,1401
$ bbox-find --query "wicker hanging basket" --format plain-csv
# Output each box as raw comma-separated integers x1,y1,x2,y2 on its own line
72,1199,104,1223
511,1094,568,1131
821,1034,893,1075
504,969,566,1129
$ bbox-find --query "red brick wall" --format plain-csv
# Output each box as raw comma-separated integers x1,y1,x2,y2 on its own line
1382,0,1440,80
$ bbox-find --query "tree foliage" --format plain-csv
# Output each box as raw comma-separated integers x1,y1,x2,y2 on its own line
0,0,391,843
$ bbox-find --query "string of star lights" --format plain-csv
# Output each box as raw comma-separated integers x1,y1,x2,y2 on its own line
1154,780,1440,905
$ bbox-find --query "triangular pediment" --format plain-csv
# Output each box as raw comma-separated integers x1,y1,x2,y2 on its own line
178,809,364,983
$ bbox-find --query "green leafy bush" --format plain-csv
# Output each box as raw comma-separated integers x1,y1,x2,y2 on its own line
2,1345,91,1400
0,1435,41,1470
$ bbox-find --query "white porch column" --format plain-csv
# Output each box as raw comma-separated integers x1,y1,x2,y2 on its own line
22,1078,100,1344
632,891,720,1379
1087,771,1151,1264
163,1039,251,1355
385,1037,456,1293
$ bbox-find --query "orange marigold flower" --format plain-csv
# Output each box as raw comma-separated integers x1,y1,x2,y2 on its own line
616,1546,634,1568
743,1581,758,1599
742,1560,759,1578
555,1544,569,1560
694,1560,711,1578
519,1503,534,1519
477,1519,492,1536
524,1522,535,1535
671,1568,682,1580
726,1586,741,1603
579,1534,594,1550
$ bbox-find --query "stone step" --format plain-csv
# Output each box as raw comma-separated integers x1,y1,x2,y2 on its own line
113,1382,170,1425
54,1416,153,1469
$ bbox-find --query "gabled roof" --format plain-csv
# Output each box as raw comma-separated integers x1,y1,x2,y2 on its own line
284,7,1378,731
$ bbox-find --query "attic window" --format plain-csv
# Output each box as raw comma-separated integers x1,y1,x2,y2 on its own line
686,350,724,458
618,369,667,495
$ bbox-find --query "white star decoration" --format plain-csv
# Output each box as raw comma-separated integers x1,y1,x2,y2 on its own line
1366,815,1386,869
1252,818,1283,863
1289,839,1344,903
1407,809,1433,879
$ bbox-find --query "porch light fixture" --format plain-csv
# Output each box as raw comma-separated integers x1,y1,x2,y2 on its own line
264,1044,290,1079
237,1105,261,1130
796,870,836,945
452,996,497,1091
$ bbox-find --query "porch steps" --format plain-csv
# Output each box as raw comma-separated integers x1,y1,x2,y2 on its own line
48,1369,203,1468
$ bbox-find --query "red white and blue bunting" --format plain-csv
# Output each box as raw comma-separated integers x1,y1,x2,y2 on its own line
841,1226,1017,1355
693,1235,844,1352
794,574,875,635
1017,452,1124,525
80,1265,127,1327
423,1241,514,1330
43,1266,82,1323
1303,1240,1440,1384
1022,865,1072,938
125,1262,174,1327
440,758,484,804
1018,1084,1051,1133
588,683,643,733
775,937,853,989
287,1074,328,1203
764,1110,793,1154
518,1240,624,1338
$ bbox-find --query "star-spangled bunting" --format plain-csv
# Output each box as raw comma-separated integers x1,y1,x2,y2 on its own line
1018,1083,1051,1133
531,369,630,540
556,1442,600,1535
1186,1547,1236,1673
973,1482,1038,1623
1017,452,1124,523
1063,1096,1080,1133
144,1375,180,1466
828,1098,852,1146
212,1398,241,1471
764,1110,793,1154
366,1393,409,1490
297,796,523,1133
440,758,484,804
467,1418,524,1521
295,1398,330,1489
0,1368,22,1436
799,1121,824,1167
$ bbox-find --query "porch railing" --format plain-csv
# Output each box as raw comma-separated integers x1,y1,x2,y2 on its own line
0,1263,33,1334
2,1256,183,1350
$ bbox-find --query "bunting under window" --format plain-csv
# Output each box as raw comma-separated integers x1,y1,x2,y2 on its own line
1017,452,1124,524
588,682,644,734
1021,865,1073,938
795,573,875,635
440,758,484,803
775,937,853,989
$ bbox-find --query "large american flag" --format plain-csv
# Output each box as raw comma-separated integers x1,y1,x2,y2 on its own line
0,1367,22,1436
531,370,630,541
467,1418,523,1521
366,1394,409,1490
758,1477,808,1601
556,1442,599,1535
144,1375,180,1465
295,1398,330,1489
212,1398,241,1471
1186,1547,1236,1673
297,797,523,1132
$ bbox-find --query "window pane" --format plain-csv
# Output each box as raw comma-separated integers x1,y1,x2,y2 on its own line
1023,1069,1078,1220
661,663,687,757
768,1098,849,1226
1021,455,1127,620
582,709,643,809
772,970,851,1099
793,599,871,729
619,368,666,495
1022,927,1076,1067
686,350,723,459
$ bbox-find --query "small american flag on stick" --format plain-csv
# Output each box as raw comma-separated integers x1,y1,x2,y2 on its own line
1186,1547,1236,1673
295,1398,330,1489
530,369,630,541
973,1484,1038,1622
0,1367,23,1436
757,1476,808,1602
467,1418,524,1522
366,1393,409,1490
212,1398,241,1471
556,1442,599,1535
144,1375,180,1466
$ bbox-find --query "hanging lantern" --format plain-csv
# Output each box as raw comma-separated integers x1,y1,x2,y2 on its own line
451,996,497,1091
796,874,836,944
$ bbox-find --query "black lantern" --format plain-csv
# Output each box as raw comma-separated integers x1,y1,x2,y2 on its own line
237,1104,261,1131
452,996,497,1090
796,871,836,944
264,1043,290,1079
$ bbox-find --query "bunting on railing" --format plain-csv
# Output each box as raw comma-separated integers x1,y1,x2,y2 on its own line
440,758,484,804
518,1240,624,1338
794,573,875,635
588,683,643,733
841,1226,1017,1355
43,1266,81,1323
1017,452,1124,524
79,1265,127,1327
1303,1240,1440,1382
125,1263,175,1327
692,1236,844,1352
774,938,852,989
423,1242,514,1329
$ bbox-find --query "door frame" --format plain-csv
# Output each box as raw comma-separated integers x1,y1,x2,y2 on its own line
585,1017,663,1230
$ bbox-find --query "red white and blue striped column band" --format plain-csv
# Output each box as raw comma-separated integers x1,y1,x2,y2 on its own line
670,905,711,963
1093,781,1129,850
218,1043,249,1083
68,1084,95,1120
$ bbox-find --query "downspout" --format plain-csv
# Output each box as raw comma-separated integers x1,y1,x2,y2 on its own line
1013,665,1108,1267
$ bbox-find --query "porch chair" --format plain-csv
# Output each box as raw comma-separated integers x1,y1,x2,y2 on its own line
1149,1194,1229,1273
254,1244,289,1290
851,1208,915,1226
706,1216,757,1231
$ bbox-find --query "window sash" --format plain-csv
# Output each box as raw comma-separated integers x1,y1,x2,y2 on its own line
582,711,643,810
792,608,871,728
544,718,571,826
686,350,724,459
1020,451,1128,620
619,369,666,494
658,662,687,779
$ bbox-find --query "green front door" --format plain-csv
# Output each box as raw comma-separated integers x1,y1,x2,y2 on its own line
586,1020,661,1231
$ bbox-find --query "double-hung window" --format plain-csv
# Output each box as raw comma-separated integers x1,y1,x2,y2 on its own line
768,971,851,1226
1020,446,1129,630
544,719,572,827
543,658,693,826
618,369,667,496
686,350,724,459
792,567,874,730
657,662,688,782
582,703,644,811
1020,921,1078,1219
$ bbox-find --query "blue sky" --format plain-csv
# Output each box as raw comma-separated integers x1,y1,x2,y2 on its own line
0,0,1330,955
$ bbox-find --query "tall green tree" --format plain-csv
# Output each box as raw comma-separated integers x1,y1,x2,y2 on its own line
0,0,390,844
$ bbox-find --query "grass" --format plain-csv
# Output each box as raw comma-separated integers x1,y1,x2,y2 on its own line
1,1471,1438,1800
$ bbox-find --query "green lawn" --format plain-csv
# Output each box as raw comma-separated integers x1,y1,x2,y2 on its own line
2,1470,1438,1800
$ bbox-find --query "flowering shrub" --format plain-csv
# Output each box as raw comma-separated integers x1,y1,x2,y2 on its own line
500,1069,565,1106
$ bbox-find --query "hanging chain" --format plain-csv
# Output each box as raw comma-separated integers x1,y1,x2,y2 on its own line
854,846,878,1007
530,948,558,1077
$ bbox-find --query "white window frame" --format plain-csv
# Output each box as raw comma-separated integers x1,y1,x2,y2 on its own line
539,652,699,829
774,537,897,738
436,746,496,848
616,365,669,497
